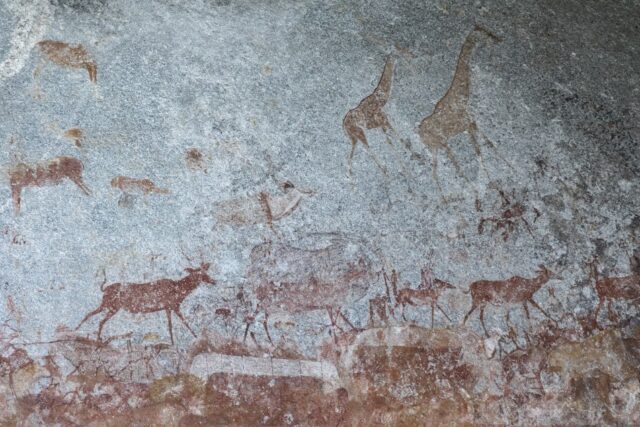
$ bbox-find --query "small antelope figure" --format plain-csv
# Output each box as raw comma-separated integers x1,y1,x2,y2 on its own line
110,176,170,195
9,156,90,214
588,258,640,322
36,40,97,83
463,265,554,336
343,55,396,176
385,268,456,327
76,262,215,344
417,25,509,195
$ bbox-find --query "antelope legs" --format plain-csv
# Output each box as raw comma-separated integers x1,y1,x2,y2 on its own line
527,298,555,323
70,176,91,195
76,306,104,330
435,302,452,323
166,309,174,345
174,308,197,338
97,309,117,341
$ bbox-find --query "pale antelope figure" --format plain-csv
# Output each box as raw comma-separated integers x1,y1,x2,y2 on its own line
463,265,555,336
9,156,90,214
243,237,377,344
343,55,396,176
417,25,511,195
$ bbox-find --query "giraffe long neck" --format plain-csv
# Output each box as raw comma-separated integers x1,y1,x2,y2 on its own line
448,32,479,100
373,56,395,101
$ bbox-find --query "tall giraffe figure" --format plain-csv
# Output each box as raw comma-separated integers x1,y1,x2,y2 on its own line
343,56,396,176
418,26,511,195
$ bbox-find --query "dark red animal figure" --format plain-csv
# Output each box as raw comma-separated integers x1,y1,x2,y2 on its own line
9,156,90,214
385,268,456,327
463,265,554,335
588,258,640,322
76,263,215,344
478,189,540,241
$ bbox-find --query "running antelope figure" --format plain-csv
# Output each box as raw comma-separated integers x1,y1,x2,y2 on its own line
76,262,215,344
417,26,509,195
463,265,554,336
343,55,396,176
9,156,90,214
385,268,455,327
588,258,640,322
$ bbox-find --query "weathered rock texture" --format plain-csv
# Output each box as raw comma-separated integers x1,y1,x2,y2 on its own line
1,0,640,425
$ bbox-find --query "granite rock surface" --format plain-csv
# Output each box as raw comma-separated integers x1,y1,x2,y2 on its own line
1,0,640,425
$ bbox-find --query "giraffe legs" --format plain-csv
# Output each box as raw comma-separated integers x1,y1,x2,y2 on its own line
470,121,515,171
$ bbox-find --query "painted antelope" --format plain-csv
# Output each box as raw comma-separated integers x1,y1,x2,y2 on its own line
76,261,215,344
462,265,555,336
36,40,97,83
343,55,396,176
417,25,510,195
9,156,90,213
110,176,170,195
244,236,378,344
588,258,640,322
384,268,456,327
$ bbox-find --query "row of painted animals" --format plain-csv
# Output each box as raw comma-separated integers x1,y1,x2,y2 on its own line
344,25,513,197
74,243,640,345
8,155,312,221
377,257,640,336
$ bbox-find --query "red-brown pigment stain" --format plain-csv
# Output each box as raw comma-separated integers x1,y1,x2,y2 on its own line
75,262,215,345
9,156,90,214
36,40,97,83
186,148,205,170
110,176,170,195
203,374,347,426
63,128,84,147
478,188,540,241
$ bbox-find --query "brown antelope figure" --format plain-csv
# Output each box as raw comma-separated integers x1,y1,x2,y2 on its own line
463,265,554,336
36,40,97,83
588,258,640,322
385,268,456,327
9,156,90,214
76,262,215,344
417,26,511,195
343,55,396,176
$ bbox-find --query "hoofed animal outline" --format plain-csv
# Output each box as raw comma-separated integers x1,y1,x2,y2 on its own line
417,25,512,195
462,265,555,336
588,257,640,322
243,238,376,345
35,40,97,83
384,268,455,327
343,55,396,176
9,156,90,214
76,262,215,344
